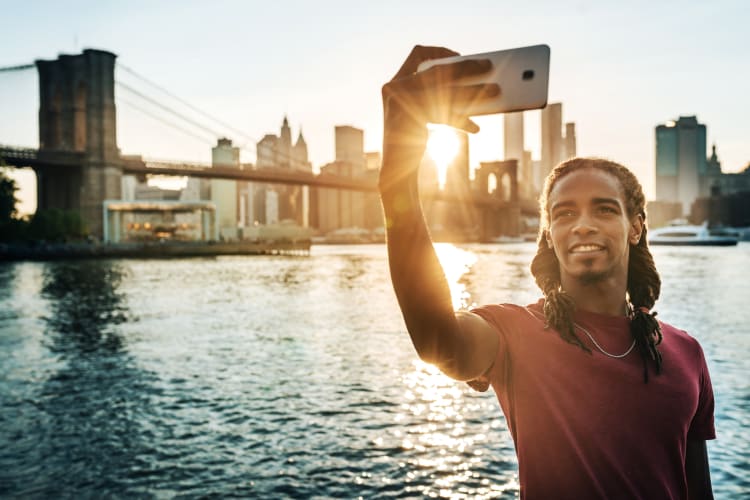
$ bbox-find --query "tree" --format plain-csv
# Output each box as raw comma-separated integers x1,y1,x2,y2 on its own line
0,167,19,222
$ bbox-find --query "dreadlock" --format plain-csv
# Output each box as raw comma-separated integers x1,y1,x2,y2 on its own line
530,157,663,383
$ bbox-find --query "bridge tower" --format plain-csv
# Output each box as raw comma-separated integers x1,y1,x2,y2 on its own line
35,49,121,238
475,160,521,240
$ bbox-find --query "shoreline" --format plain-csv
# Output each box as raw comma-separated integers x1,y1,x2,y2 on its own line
0,240,311,261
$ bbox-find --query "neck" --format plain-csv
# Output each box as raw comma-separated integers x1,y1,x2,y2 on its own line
561,274,628,316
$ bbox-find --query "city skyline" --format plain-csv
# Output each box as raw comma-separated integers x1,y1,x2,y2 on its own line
1,1,748,214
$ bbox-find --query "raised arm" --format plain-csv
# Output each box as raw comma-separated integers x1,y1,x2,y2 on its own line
379,45,499,381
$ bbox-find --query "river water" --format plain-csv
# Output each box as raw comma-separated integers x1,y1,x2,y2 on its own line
1,243,748,498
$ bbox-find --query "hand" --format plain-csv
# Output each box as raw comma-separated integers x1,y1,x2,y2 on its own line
381,45,499,154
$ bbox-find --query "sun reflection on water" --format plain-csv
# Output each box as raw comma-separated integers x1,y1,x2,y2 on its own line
433,243,478,311
399,359,517,498
394,244,518,497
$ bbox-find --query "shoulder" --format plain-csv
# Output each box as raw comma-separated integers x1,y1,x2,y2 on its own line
470,299,545,331
658,319,708,365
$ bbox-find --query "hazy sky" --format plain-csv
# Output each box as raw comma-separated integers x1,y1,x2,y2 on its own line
1,0,748,213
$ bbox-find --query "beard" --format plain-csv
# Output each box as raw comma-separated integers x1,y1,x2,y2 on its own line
574,257,612,285
577,270,610,285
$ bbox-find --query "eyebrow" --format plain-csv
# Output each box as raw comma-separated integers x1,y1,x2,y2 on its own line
550,197,622,212
592,197,622,207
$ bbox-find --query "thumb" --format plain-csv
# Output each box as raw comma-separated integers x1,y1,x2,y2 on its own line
447,116,480,134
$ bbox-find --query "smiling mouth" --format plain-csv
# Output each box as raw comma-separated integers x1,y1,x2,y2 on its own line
569,244,605,254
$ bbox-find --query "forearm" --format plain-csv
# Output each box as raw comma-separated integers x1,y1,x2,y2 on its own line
379,151,462,367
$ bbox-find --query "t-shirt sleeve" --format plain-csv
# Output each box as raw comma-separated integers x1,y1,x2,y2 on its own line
464,304,513,393
688,342,716,441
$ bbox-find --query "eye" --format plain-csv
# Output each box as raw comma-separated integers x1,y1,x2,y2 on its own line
552,209,575,220
598,205,618,214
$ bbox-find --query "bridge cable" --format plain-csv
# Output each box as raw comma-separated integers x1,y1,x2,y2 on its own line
116,81,229,140
117,97,216,146
116,63,311,170
0,63,35,73
117,62,256,145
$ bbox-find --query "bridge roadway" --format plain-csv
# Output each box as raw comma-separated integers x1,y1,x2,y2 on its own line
1,145,538,213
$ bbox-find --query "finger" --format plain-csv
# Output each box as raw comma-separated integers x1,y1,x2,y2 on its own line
423,83,500,119
448,117,480,134
393,45,459,79
419,58,493,82
448,83,501,105
384,83,499,128
388,58,492,98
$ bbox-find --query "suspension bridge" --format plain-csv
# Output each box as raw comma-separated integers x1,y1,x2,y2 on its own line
0,48,530,241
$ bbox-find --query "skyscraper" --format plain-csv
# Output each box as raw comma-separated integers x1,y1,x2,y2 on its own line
317,125,368,233
504,112,524,163
211,137,240,239
564,122,577,160
254,117,311,226
541,102,563,180
655,115,708,214
335,125,365,171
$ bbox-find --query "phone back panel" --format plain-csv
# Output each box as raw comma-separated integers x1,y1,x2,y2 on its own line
417,44,550,116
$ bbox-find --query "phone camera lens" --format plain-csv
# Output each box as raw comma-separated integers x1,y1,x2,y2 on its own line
522,70,535,80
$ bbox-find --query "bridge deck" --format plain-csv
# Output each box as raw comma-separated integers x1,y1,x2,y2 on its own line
1,145,539,213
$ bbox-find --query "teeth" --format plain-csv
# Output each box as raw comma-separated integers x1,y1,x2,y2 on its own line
571,245,602,253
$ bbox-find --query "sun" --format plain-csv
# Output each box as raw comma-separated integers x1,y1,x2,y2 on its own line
426,125,460,188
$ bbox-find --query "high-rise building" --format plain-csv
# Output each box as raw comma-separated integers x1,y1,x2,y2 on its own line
504,112,530,196
541,102,563,180
335,125,365,171
504,112,524,163
564,122,577,160
254,116,311,226
211,137,240,239
316,125,368,233
655,115,708,214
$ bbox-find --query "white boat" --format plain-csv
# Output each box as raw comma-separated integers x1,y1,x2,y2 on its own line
648,221,739,246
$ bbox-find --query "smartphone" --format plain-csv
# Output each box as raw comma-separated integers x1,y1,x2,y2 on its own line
416,44,550,116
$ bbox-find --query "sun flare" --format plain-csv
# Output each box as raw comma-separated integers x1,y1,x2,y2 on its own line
426,125,461,189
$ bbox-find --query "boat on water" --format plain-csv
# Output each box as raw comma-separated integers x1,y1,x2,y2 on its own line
648,221,739,246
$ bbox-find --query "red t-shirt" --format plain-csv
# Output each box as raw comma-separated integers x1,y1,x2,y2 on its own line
470,299,715,500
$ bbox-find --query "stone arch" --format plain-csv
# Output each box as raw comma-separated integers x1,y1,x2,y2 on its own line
487,172,498,195
476,160,518,203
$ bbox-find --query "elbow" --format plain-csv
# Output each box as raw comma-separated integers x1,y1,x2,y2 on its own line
412,338,472,381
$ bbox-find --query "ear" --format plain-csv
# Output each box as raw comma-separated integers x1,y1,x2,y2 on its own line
629,214,644,245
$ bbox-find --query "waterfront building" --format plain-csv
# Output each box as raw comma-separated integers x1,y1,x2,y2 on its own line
315,125,382,235
316,125,368,234
504,112,524,165
655,115,708,215
335,126,365,170
564,122,577,160
540,103,577,191
689,147,750,228
253,117,312,226
540,102,562,182
504,112,532,197
211,137,240,239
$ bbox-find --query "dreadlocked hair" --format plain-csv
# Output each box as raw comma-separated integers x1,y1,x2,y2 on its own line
530,157,664,383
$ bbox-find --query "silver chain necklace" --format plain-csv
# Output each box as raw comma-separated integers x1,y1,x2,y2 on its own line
525,308,636,359
575,322,636,359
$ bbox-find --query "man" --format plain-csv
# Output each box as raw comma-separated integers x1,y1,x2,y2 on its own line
379,45,715,499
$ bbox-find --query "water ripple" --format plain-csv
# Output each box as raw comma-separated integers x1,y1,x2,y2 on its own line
0,245,748,497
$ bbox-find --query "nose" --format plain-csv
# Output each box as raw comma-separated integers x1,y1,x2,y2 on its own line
572,213,598,236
